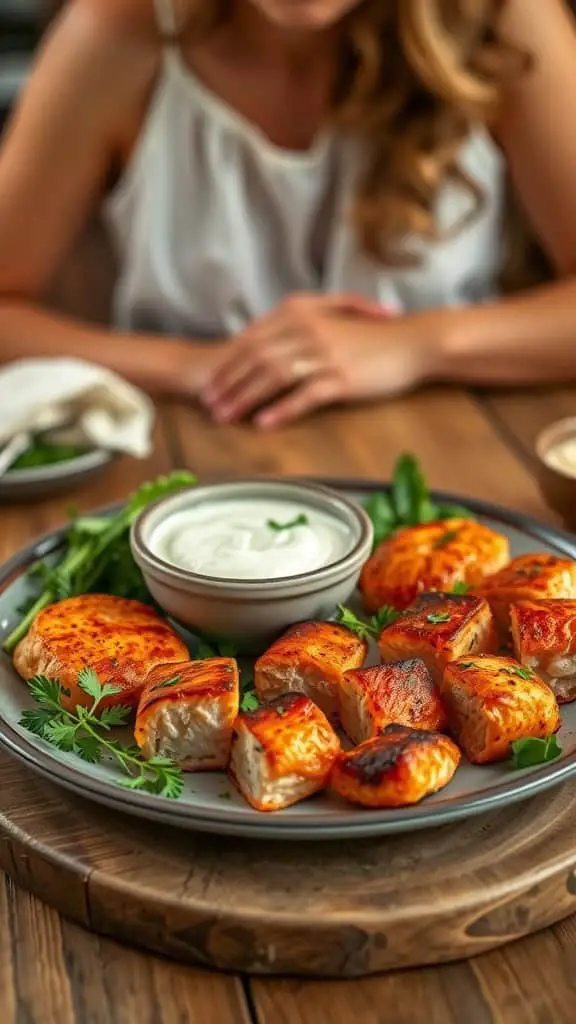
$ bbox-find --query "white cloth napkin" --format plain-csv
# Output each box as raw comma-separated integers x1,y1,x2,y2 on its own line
0,357,155,458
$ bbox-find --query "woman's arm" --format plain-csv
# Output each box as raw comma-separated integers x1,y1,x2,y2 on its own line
0,0,221,396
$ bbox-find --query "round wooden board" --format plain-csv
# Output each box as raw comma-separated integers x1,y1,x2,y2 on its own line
1,753,576,977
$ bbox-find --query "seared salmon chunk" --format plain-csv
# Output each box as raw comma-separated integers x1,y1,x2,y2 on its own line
359,518,509,612
135,658,239,770
331,725,460,808
378,593,497,684
511,599,576,703
229,693,340,812
339,658,447,745
13,594,189,711
441,654,561,764
254,620,367,719
477,554,576,641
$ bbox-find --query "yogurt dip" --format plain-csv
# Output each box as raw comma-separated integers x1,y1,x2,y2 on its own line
544,435,576,478
149,497,354,580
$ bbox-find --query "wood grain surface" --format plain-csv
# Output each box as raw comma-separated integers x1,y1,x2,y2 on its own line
0,389,576,1022
0,217,573,1019
1,751,576,979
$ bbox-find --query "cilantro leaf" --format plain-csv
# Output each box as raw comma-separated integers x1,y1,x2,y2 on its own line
77,668,104,701
336,605,375,641
337,604,399,640
240,690,261,712
98,705,133,728
75,735,104,764
371,606,401,630
43,718,77,751
27,675,68,708
19,708,54,739
510,735,562,769
20,668,184,801
451,581,470,595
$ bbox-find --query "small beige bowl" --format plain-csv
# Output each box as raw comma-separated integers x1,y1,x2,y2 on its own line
535,417,576,529
130,478,374,652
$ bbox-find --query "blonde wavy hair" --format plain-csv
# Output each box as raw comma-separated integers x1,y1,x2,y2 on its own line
187,0,526,267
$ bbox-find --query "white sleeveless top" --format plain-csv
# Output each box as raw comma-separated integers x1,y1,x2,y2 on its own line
102,0,506,339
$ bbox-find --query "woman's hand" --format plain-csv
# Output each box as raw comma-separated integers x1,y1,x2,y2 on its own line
202,294,439,429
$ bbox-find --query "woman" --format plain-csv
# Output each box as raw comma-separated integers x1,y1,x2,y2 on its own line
1,0,576,430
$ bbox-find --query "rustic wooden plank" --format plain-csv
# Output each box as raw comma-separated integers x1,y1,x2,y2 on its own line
470,926,576,1023
1,748,575,979
251,962,495,1024
0,875,250,1024
171,388,554,522
481,387,576,462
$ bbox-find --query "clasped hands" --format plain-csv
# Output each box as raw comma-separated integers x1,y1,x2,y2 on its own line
198,292,439,429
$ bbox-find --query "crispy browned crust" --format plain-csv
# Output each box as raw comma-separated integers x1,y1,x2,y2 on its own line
359,518,509,612
378,593,497,682
254,620,367,716
13,594,189,711
340,658,447,741
441,654,561,764
477,554,576,638
134,658,239,749
331,725,461,808
229,693,341,811
511,599,576,657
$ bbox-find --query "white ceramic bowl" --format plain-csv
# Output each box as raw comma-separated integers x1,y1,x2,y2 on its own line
130,478,374,652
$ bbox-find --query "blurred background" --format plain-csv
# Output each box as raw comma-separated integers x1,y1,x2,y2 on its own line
0,0,555,311
0,1,40,132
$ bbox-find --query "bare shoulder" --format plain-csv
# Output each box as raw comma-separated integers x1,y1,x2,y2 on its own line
32,0,163,118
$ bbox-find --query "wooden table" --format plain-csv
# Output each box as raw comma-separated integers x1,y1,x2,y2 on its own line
1,384,576,1023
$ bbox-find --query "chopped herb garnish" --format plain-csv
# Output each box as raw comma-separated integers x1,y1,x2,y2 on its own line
240,690,261,713
372,606,402,631
267,514,309,531
19,669,184,799
510,735,562,769
458,661,478,670
434,531,459,549
508,665,534,680
451,581,470,595
427,612,451,624
152,674,181,692
218,791,232,800
337,604,399,641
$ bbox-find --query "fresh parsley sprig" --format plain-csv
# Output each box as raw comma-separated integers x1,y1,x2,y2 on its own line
3,471,197,655
337,603,400,641
510,735,562,769
19,668,184,800
363,453,475,548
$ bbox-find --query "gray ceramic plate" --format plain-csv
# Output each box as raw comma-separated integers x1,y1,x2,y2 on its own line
0,480,575,840
0,449,117,502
